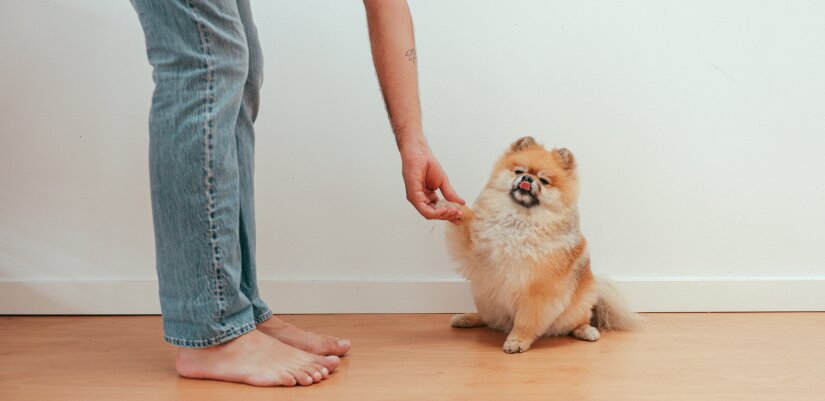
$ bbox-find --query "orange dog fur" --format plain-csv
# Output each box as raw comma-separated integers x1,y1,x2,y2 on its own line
444,136,638,353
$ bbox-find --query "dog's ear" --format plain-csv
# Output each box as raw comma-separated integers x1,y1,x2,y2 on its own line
552,148,576,171
510,136,538,152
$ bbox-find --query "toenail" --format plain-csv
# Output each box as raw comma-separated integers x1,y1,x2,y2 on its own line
338,339,350,348
322,367,329,375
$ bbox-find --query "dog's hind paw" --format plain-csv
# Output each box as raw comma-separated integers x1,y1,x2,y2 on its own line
450,313,486,328
572,324,601,342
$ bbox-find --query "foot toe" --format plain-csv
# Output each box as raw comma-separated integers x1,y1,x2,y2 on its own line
334,338,351,355
276,372,297,387
318,336,350,356
319,355,340,371
310,370,323,382
293,370,314,386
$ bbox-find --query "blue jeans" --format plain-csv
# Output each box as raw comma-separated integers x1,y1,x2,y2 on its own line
131,0,271,347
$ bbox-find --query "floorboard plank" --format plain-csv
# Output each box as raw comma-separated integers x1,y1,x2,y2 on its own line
1,313,823,400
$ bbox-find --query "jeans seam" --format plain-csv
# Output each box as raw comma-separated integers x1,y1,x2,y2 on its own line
186,0,226,322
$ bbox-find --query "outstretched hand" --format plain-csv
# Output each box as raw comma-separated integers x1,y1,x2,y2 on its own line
400,140,465,224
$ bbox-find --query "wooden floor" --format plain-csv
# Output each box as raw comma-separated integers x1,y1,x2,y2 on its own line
1,314,823,401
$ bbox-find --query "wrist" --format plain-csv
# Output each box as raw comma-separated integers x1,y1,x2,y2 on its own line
395,128,428,155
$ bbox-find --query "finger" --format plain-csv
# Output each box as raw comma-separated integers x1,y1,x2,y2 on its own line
452,208,463,219
417,204,453,221
424,189,439,203
439,178,465,205
407,171,438,201
410,189,436,208
431,205,459,222
442,208,458,220
448,209,462,221
411,198,439,220
438,207,458,219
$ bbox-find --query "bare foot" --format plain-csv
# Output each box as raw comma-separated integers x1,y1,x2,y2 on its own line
257,317,351,356
175,330,340,387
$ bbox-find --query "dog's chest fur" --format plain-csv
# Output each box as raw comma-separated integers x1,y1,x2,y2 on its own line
470,198,580,269
453,198,583,330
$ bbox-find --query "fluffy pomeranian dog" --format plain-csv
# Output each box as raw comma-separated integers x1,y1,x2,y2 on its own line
444,136,638,353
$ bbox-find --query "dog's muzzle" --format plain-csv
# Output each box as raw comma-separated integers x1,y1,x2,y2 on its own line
510,175,539,207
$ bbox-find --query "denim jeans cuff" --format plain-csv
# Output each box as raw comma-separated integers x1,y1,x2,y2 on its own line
254,309,273,325
163,320,257,348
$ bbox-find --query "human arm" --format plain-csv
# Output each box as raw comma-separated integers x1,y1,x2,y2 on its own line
363,0,464,223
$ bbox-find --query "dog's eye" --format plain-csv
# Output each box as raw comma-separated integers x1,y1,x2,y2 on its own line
514,169,525,175
539,178,550,185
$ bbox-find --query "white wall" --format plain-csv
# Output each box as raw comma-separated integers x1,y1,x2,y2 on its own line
1,1,824,312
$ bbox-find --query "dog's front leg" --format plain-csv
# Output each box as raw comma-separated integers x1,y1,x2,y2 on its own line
503,297,563,354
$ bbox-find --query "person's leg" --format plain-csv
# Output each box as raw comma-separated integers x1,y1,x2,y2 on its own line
231,0,270,327
231,0,351,357
131,0,338,385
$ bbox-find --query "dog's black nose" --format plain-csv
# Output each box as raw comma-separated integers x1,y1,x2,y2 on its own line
522,175,533,183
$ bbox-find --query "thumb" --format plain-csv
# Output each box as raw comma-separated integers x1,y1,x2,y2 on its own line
439,177,465,205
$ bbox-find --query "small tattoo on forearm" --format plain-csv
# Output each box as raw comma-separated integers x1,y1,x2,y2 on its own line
405,48,417,64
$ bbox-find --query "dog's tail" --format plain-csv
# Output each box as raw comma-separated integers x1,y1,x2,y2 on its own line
591,279,641,331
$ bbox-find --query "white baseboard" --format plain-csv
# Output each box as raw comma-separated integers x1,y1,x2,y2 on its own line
1,278,823,314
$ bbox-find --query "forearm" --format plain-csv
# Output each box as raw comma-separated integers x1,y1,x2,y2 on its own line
363,0,424,152
364,0,464,218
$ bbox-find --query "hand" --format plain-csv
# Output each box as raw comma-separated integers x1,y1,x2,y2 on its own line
399,139,465,224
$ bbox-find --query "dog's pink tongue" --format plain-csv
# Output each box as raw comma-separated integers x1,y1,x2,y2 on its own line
519,181,532,191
